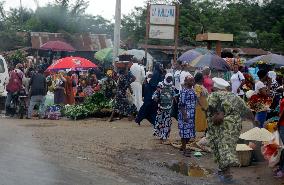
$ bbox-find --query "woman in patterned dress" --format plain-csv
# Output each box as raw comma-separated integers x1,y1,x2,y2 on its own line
152,73,175,143
194,72,208,132
178,75,197,157
109,68,136,122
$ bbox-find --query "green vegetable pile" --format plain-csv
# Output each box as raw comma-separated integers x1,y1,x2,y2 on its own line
64,92,113,120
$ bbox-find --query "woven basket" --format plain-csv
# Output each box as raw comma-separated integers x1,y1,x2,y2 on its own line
237,150,252,167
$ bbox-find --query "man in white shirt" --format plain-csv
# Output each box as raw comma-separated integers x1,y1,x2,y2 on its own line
130,59,146,111
230,64,245,96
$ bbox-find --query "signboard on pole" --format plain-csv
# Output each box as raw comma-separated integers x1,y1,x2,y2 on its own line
149,25,175,40
150,5,176,25
144,4,180,69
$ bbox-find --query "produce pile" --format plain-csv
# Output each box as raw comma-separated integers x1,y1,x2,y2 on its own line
64,92,113,120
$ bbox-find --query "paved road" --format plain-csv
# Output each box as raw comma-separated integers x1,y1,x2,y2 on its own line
0,118,133,185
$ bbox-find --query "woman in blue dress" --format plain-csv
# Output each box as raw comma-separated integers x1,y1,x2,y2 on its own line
152,73,175,143
178,75,197,157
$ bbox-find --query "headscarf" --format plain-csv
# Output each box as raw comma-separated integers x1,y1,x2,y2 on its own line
180,71,192,85
268,71,277,81
146,71,153,83
164,73,173,85
149,62,163,88
212,77,230,90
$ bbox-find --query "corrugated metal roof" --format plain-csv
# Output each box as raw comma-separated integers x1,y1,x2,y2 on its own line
223,48,268,56
31,32,112,51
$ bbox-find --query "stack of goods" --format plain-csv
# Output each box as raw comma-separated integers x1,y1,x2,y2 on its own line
236,144,253,167
115,54,133,69
247,94,272,112
64,92,112,120
46,105,62,120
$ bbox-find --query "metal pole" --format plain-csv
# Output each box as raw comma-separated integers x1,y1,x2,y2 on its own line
174,4,180,64
19,0,23,25
145,4,150,71
113,0,121,67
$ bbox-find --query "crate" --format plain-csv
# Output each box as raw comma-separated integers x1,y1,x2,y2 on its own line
237,150,252,167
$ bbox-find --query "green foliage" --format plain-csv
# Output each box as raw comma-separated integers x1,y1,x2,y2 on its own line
0,0,114,51
64,92,113,120
7,50,26,63
121,0,284,53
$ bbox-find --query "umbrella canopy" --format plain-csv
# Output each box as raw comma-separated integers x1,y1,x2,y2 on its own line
239,127,273,142
46,57,97,72
40,41,75,52
178,50,202,64
189,53,230,71
245,54,284,66
95,48,125,63
178,48,211,64
126,49,153,61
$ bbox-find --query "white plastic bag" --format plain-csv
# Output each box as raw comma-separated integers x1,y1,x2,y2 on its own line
45,91,54,106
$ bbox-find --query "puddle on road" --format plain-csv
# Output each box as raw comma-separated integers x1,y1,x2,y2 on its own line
166,161,212,177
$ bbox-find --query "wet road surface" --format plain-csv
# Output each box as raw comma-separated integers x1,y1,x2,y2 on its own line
0,118,132,185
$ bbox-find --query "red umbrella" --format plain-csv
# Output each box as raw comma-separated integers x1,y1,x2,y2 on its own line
46,57,97,72
40,41,76,52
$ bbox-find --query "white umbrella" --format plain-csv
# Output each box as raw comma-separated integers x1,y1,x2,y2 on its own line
126,49,153,70
239,127,273,142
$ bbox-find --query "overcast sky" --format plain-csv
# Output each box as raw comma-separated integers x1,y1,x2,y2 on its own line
4,0,145,20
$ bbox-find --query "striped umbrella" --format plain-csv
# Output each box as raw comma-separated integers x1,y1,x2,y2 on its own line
190,53,230,71
245,54,284,66
178,48,212,64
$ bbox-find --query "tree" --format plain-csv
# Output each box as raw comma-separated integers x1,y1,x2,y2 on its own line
121,0,284,52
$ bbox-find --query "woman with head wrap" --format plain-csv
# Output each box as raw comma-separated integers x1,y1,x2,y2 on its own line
135,63,163,125
194,72,208,132
250,69,272,128
178,74,197,157
149,63,164,93
109,68,136,122
54,70,66,105
268,71,281,118
64,71,76,105
202,67,213,94
152,73,175,143
135,72,156,125
207,78,254,183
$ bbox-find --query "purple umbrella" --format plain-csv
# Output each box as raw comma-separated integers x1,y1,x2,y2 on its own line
178,50,202,64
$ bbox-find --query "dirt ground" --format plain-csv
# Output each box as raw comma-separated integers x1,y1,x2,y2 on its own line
4,117,284,185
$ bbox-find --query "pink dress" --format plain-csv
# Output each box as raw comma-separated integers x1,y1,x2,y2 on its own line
203,75,213,94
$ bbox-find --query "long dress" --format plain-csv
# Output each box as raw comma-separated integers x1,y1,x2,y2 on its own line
207,91,250,170
194,84,208,132
153,82,175,140
130,63,145,111
178,88,197,139
65,76,75,105
114,72,136,116
135,81,158,126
